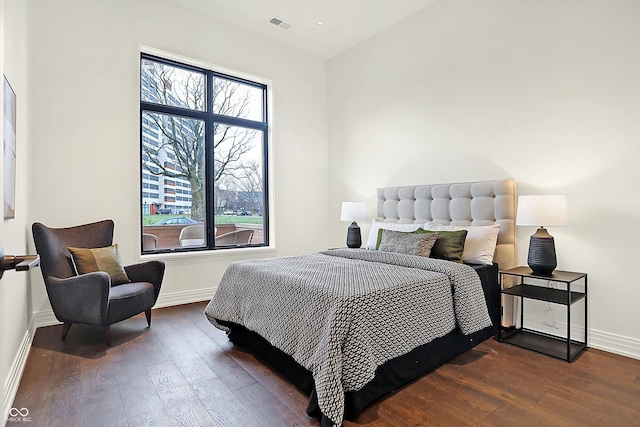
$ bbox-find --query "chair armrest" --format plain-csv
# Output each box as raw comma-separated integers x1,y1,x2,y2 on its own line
46,273,110,326
124,260,165,299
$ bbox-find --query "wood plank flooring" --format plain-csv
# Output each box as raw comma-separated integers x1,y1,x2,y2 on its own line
7,302,640,426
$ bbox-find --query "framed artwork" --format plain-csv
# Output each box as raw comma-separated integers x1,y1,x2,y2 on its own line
4,75,17,219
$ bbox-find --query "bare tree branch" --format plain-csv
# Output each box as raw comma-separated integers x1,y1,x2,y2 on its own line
141,60,263,222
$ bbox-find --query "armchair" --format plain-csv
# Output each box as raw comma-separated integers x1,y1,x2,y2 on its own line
216,229,254,245
32,220,164,346
142,233,158,251
178,224,205,247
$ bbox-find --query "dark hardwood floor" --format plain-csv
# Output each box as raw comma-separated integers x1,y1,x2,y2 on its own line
7,301,640,426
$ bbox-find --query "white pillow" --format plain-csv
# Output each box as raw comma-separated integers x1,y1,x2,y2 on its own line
422,222,500,265
366,220,423,250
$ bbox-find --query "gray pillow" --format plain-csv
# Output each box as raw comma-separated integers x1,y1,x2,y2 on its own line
378,229,439,257
376,228,468,262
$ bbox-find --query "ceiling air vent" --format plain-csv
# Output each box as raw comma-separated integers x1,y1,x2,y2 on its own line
268,16,292,30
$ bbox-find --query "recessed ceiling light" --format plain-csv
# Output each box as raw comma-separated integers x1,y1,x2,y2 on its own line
317,21,324,26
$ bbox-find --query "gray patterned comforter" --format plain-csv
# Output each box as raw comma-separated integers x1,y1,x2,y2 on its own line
204,249,492,426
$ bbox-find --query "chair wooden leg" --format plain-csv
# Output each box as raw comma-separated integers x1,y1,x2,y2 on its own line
145,308,152,327
61,322,72,340
105,325,111,347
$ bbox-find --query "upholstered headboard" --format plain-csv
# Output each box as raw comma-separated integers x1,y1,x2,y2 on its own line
376,179,517,270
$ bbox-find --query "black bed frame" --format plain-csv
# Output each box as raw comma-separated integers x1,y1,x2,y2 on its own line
217,263,500,425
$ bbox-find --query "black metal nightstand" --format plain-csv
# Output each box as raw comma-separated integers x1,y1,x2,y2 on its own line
499,266,587,362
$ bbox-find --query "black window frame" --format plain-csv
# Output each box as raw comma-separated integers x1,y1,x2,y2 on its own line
140,52,270,254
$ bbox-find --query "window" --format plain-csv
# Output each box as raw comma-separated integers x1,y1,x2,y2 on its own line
140,53,269,253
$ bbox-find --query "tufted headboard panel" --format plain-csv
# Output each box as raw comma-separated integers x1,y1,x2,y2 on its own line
376,179,517,270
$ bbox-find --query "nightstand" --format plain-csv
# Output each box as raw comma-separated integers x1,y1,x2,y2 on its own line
499,266,587,362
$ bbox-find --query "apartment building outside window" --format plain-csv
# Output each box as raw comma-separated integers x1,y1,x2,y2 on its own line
140,53,269,253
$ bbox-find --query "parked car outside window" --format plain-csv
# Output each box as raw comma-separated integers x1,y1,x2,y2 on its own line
156,217,200,225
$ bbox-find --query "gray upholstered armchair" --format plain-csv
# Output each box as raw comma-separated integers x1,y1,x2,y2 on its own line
32,220,164,346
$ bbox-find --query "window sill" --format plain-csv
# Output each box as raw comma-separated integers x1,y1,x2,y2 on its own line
137,245,277,263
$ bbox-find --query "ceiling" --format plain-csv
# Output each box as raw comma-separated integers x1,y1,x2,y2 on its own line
167,0,436,59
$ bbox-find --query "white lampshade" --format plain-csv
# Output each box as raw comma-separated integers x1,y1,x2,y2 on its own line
516,195,569,227
340,202,368,222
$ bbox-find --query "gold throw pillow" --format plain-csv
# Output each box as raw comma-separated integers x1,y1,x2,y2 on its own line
68,244,130,285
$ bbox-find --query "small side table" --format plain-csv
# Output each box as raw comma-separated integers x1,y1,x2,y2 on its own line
499,266,587,362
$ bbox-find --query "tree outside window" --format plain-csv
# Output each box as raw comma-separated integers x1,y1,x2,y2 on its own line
140,54,268,253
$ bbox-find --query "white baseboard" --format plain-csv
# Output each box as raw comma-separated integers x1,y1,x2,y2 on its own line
523,313,640,360
153,287,215,309
589,329,640,360
32,308,60,328
3,330,32,423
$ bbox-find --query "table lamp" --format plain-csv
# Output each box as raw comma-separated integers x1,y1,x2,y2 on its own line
340,202,368,248
516,195,568,276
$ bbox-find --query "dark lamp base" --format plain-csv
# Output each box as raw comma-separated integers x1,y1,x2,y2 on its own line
527,227,557,276
346,222,362,248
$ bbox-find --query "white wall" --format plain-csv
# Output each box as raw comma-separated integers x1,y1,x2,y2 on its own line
327,0,640,358
1,0,32,418
26,0,329,316
3,0,328,416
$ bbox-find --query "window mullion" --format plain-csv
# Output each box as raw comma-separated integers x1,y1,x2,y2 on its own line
141,101,208,121
211,114,267,131
205,71,216,249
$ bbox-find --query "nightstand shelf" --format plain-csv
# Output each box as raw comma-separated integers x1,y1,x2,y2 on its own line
499,267,587,362
500,329,586,361
502,284,585,305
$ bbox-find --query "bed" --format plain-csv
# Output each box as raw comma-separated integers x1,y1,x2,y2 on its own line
205,179,516,426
